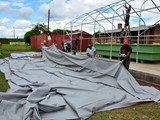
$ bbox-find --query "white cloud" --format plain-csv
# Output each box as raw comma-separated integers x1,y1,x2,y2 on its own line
61,0,160,33
13,20,32,29
38,3,49,17
0,1,10,7
12,2,24,7
12,20,32,38
0,18,10,24
37,0,119,34
0,19,32,38
49,19,71,30
0,26,6,31
0,26,13,38
0,1,14,14
14,28,28,38
18,7,34,19
0,1,33,20
1,0,160,38
38,0,116,20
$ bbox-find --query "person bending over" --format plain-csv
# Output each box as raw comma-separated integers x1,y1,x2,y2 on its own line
86,44,96,58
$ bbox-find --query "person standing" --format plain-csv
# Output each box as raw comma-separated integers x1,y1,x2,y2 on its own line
54,40,57,47
72,38,79,55
86,44,96,58
124,4,131,32
61,41,66,52
75,38,79,49
43,40,47,46
120,39,132,70
40,42,47,57
119,28,125,44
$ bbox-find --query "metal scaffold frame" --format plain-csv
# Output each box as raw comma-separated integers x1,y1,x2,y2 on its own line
64,0,160,63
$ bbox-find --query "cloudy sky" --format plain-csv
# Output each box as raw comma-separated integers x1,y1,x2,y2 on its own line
0,0,115,38
0,0,160,38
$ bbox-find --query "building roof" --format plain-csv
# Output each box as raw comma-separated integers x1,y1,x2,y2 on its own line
67,30,92,35
101,25,154,34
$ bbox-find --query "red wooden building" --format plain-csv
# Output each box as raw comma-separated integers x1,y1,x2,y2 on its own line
64,31,93,51
30,31,93,51
30,34,63,50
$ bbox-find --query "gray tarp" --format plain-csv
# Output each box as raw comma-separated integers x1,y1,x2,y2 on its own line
0,45,160,120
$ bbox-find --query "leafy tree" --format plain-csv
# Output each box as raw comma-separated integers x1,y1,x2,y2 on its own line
51,29,64,34
33,24,50,34
24,31,36,45
24,23,50,44
51,29,73,34
93,31,101,38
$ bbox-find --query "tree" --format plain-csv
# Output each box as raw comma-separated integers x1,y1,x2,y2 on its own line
93,31,101,38
51,29,73,34
24,23,50,44
33,23,50,34
24,31,36,45
52,29,64,34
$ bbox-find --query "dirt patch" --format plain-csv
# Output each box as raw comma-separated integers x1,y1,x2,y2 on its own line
137,79,160,90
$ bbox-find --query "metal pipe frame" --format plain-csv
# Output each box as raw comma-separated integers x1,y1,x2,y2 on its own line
63,0,160,62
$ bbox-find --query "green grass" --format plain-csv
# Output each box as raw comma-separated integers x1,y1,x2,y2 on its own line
0,44,40,59
1,44,34,51
87,102,160,120
0,44,160,119
0,72,10,92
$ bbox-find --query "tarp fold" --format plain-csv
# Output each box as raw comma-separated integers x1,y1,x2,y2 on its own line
0,45,159,120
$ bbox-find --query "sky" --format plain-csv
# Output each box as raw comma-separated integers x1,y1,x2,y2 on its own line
0,0,160,38
0,0,116,38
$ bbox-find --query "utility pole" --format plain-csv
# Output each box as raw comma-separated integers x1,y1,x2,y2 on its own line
13,27,15,39
48,9,50,32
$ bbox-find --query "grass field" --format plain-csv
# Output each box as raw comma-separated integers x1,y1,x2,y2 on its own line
87,102,160,120
0,44,39,59
0,44,160,120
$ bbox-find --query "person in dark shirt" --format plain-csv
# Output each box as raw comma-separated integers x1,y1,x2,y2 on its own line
66,42,72,52
61,41,66,52
124,5,131,29
120,39,132,70
119,28,125,44
75,38,78,47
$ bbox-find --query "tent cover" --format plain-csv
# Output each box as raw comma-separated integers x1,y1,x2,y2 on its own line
0,45,160,120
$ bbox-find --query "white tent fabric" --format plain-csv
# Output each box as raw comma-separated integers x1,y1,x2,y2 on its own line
0,45,160,120
10,52,41,59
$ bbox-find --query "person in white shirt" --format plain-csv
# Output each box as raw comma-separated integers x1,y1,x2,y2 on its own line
86,44,96,58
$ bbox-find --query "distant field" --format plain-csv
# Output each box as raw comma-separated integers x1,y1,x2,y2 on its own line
0,44,160,120
0,44,39,59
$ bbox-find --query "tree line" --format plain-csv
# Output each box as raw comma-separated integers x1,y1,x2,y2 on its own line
24,23,101,44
